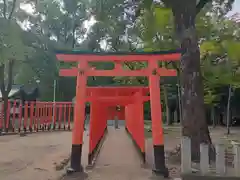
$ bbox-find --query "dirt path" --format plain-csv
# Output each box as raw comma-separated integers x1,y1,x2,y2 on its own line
0,131,89,180
86,127,152,180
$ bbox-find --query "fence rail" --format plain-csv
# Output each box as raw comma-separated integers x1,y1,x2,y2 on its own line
181,136,240,177
0,101,74,134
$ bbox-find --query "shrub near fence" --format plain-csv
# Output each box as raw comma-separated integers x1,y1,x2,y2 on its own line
181,136,240,177
0,101,74,134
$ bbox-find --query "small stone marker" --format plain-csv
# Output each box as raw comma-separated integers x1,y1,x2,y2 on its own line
233,143,240,177
200,143,209,175
181,137,191,173
216,144,226,175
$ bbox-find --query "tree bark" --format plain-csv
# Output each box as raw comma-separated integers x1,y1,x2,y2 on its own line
0,60,14,131
174,110,178,123
8,0,17,20
3,0,7,19
177,81,182,123
171,0,213,161
211,106,216,127
3,92,9,131
0,65,5,130
163,86,171,125
226,85,232,134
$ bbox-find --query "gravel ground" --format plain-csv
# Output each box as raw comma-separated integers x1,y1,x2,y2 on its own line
0,131,89,180
85,127,153,180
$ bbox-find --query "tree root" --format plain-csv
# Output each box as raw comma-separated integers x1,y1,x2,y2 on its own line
166,144,181,164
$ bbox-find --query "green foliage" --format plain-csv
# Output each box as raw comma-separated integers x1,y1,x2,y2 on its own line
0,18,32,64
199,13,240,105
200,41,222,56
223,40,240,61
137,5,176,50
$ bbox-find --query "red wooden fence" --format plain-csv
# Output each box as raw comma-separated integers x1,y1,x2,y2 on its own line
0,101,74,134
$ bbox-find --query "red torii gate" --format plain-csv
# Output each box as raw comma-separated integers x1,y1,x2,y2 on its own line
86,87,149,165
56,50,181,177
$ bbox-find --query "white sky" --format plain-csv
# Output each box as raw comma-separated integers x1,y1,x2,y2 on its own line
233,1,240,13
19,2,96,39
20,3,34,14
19,1,240,34
20,1,240,20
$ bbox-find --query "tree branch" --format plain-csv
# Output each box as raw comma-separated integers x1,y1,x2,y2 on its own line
135,0,212,18
163,0,212,14
0,65,5,95
8,0,17,20
3,0,7,18
6,60,14,94
196,0,212,14
71,24,77,48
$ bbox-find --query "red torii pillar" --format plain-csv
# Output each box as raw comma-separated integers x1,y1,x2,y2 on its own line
149,60,167,176
70,62,87,172
124,91,146,162
88,101,108,165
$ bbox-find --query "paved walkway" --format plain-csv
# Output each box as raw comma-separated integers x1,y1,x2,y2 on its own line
86,127,152,180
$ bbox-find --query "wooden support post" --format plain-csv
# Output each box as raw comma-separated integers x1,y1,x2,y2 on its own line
149,61,168,177
69,62,87,173
88,101,97,165
135,92,145,162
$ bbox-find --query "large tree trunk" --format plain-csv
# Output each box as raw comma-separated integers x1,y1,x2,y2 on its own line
0,64,5,131
171,1,213,161
3,93,9,131
0,60,14,132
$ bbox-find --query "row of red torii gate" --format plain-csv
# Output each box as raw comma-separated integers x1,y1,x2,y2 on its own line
56,49,181,177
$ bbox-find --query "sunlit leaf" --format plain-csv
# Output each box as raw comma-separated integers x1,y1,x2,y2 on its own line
200,41,222,56
154,7,172,31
